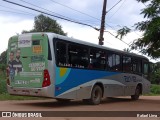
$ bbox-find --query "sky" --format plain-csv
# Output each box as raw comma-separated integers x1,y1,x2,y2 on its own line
0,0,158,62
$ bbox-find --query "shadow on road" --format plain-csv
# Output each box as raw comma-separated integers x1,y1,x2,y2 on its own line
12,96,160,108
13,97,134,108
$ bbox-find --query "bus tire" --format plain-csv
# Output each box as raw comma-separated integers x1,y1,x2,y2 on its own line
131,85,141,100
89,85,102,105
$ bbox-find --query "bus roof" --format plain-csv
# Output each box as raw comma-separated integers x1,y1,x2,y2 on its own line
16,32,149,61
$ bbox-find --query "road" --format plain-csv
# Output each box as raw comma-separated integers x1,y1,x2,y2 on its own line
0,96,160,120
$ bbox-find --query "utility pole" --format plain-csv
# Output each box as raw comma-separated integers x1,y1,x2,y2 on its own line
99,0,107,45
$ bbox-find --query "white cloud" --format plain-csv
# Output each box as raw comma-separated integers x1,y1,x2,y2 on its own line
0,17,33,52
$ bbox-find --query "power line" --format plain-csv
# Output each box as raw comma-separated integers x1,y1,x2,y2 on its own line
104,30,130,46
2,0,97,30
107,0,122,13
49,0,115,30
108,0,127,19
0,9,35,16
143,3,147,7
49,0,100,21
19,0,73,20
19,0,116,30
0,4,35,16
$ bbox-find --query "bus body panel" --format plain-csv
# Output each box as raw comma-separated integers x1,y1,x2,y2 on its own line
7,33,54,97
54,67,150,99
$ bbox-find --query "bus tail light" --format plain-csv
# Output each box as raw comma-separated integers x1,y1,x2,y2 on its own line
42,69,51,87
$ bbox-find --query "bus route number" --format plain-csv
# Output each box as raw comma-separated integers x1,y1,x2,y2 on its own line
124,76,137,82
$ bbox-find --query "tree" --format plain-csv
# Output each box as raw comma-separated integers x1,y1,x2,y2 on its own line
0,63,6,74
0,50,7,74
22,14,67,36
116,26,131,40
0,50,7,65
123,48,131,52
117,0,160,58
149,62,160,84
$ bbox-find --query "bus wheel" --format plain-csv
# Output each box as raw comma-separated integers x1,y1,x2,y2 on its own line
89,85,102,105
131,85,141,100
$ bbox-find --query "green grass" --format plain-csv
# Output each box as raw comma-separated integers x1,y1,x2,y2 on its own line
0,71,7,94
145,84,160,96
0,93,44,101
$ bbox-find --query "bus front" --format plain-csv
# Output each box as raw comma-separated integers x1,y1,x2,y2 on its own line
7,33,54,98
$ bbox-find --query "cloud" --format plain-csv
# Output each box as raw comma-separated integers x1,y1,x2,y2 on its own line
0,16,33,52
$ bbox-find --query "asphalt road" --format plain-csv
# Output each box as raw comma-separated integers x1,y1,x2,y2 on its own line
0,96,160,120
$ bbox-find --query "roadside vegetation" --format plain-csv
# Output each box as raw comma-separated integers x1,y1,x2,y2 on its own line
145,84,160,96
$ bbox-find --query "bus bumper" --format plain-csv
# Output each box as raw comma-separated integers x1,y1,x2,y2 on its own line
7,85,54,98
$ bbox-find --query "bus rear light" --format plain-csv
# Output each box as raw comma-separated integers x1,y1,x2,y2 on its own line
42,69,51,87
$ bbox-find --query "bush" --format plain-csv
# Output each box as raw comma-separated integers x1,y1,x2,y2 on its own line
0,79,7,94
150,84,160,95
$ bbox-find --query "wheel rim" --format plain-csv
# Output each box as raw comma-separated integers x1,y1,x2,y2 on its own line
93,89,100,101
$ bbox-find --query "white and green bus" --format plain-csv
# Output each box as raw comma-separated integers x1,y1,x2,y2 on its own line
7,32,151,105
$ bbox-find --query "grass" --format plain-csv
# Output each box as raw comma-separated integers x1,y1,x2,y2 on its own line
0,93,44,101
0,71,7,94
145,84,160,96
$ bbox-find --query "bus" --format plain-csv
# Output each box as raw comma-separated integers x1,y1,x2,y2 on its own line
7,32,151,105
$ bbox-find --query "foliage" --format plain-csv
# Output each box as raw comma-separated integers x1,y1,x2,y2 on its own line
0,79,7,94
22,14,67,36
0,64,6,74
150,62,160,84
0,50,7,65
0,50,7,73
146,84,160,95
123,48,131,52
116,26,131,40
117,0,160,58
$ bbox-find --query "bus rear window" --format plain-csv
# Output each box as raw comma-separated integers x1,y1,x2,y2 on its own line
32,40,40,45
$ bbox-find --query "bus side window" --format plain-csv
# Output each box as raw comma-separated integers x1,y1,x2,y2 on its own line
123,56,132,72
68,44,89,68
90,49,106,70
56,42,67,66
143,62,149,78
107,53,121,71
132,58,141,73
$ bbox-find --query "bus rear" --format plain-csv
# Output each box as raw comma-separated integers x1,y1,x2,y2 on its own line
7,33,54,97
